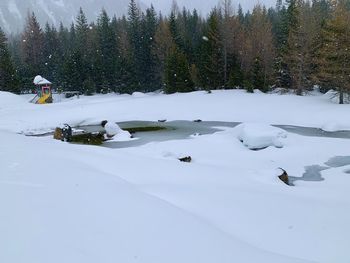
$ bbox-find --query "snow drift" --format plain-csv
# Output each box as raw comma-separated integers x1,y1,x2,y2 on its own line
236,123,288,150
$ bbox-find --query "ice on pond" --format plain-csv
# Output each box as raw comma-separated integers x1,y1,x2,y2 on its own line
325,156,350,168
290,156,350,185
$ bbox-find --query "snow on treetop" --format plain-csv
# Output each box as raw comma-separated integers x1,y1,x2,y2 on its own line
33,75,52,86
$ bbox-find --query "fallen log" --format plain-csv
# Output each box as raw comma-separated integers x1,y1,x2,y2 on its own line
70,132,105,145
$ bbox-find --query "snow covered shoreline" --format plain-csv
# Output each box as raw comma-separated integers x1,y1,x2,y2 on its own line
1,89,350,134
1,90,350,263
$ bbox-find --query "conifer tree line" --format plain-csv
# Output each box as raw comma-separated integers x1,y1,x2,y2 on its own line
1,0,350,103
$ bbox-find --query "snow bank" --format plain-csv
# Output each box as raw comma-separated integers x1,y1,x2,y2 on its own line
321,122,347,132
0,131,312,263
236,123,288,150
132,91,148,98
0,91,27,107
323,90,350,104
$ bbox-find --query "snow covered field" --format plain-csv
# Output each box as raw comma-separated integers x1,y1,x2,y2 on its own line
1,90,350,263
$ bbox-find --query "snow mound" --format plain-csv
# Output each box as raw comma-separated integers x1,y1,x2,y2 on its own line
106,130,134,142
236,123,287,150
132,92,147,98
321,122,344,132
105,122,121,136
324,90,350,104
104,121,132,141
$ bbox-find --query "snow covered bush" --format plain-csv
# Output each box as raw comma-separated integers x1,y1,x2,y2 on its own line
235,123,288,150
102,120,132,141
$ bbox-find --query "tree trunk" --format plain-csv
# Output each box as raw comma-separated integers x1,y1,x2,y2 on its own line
339,89,344,104
223,45,227,86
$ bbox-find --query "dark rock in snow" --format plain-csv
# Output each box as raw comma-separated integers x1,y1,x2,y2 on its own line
101,120,108,128
179,156,192,163
53,128,63,141
278,168,290,186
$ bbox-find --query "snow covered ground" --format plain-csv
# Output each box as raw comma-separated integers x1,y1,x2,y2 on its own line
2,89,350,134
1,90,350,263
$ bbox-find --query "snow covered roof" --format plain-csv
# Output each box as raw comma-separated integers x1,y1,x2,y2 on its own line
33,75,52,86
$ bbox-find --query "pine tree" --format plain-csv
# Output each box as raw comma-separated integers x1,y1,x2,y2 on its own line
227,58,244,88
251,56,265,92
286,1,319,95
317,0,350,104
246,5,275,91
66,8,95,94
199,9,224,89
154,18,175,85
140,6,161,91
274,0,297,89
21,12,44,88
128,0,143,90
0,27,20,94
75,8,89,50
43,23,60,86
221,0,234,85
309,0,331,92
169,11,183,50
97,9,118,90
62,9,91,94
75,8,90,84
113,15,134,93
62,49,82,92
238,4,245,24
176,8,203,65
165,47,194,94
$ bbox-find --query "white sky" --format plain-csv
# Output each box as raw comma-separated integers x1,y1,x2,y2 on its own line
142,0,277,15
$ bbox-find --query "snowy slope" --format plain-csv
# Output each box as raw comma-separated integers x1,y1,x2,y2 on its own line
0,131,315,263
0,0,135,33
1,90,350,262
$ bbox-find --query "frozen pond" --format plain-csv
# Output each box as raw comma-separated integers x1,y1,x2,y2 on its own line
325,156,350,167
275,125,350,139
81,121,238,149
289,165,328,185
290,156,350,185
78,120,350,149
